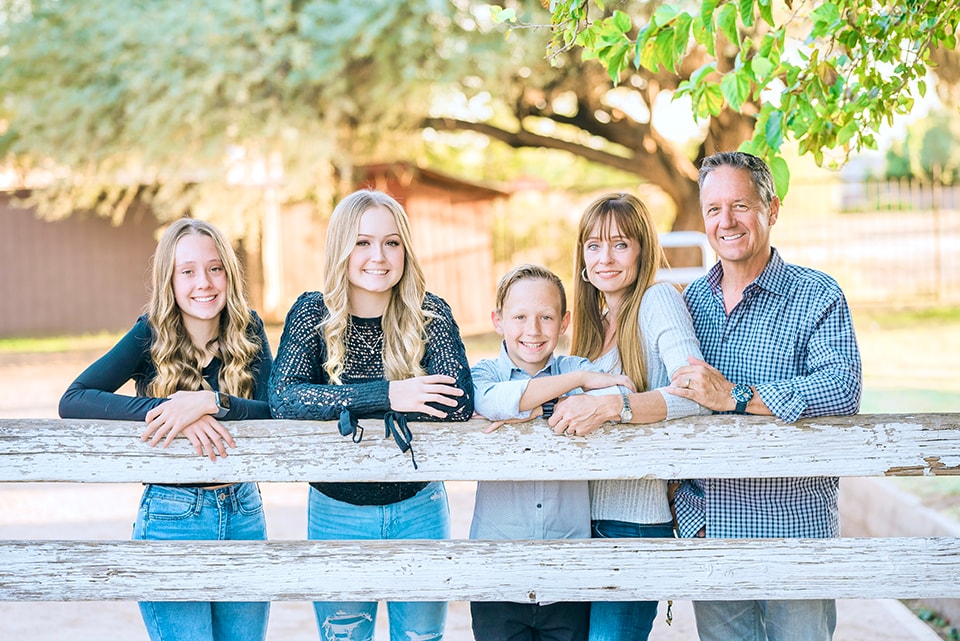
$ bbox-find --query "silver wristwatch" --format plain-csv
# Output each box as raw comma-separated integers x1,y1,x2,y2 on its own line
618,390,633,423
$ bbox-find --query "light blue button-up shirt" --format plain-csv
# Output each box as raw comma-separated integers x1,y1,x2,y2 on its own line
470,344,618,541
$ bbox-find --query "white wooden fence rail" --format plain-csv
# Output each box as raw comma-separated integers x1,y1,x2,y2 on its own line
1,414,959,603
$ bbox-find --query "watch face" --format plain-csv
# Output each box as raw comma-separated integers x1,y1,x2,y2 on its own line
619,393,632,422
731,384,752,402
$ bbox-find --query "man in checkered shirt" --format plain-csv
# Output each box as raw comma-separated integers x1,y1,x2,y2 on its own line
668,151,863,641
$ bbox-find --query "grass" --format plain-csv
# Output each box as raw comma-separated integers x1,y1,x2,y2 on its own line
0,331,124,354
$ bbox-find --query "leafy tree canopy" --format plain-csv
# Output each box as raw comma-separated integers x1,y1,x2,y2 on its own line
0,0,470,231
494,0,960,198
2,0,958,242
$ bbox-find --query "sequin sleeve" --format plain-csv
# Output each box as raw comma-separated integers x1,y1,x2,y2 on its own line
411,293,474,422
268,292,391,420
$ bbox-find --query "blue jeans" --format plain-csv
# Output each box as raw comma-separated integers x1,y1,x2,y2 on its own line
132,483,269,641
307,482,450,641
588,519,675,641
693,599,836,641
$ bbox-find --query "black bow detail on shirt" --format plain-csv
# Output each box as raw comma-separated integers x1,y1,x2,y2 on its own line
384,411,418,470
337,409,418,470
338,409,364,443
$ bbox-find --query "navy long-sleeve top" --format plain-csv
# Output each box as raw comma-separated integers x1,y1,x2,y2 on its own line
269,291,473,505
59,312,273,421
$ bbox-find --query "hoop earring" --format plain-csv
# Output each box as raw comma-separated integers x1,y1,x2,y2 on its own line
581,268,590,282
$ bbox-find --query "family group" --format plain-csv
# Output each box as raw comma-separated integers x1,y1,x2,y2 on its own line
58,151,863,641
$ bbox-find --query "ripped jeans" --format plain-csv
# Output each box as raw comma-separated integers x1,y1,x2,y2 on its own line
307,482,450,641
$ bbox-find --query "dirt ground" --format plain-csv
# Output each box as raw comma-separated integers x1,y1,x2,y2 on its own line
0,318,956,640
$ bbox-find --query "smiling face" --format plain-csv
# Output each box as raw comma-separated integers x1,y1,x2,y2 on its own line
493,277,570,375
346,205,405,315
172,232,227,331
582,218,642,306
700,165,779,277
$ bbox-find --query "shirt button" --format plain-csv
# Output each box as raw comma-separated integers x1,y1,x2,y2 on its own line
536,503,542,508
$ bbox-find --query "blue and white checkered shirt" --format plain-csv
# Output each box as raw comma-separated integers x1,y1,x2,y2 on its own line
674,248,862,539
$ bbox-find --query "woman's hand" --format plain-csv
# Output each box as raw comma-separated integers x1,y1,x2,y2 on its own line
548,393,619,436
180,416,235,461
669,356,733,412
142,390,235,450
388,374,464,418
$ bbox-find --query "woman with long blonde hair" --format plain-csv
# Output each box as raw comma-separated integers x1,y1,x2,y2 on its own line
270,189,473,641
546,193,708,641
60,218,273,641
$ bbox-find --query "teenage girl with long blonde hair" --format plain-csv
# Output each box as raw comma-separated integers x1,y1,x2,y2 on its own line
270,188,473,641
60,218,273,641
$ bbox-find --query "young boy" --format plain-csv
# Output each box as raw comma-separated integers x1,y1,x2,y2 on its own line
470,263,634,641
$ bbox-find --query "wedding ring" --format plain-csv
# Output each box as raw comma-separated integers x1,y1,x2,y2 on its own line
684,377,691,388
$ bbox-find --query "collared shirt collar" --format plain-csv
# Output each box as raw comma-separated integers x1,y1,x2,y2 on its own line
706,247,788,299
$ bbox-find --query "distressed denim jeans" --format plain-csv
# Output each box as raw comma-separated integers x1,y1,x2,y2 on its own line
132,482,269,641
307,482,450,641
588,519,675,641
693,599,837,641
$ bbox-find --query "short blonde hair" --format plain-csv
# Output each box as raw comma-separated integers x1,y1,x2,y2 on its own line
495,264,567,316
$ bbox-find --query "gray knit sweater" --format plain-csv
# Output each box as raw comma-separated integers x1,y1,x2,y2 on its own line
589,282,710,524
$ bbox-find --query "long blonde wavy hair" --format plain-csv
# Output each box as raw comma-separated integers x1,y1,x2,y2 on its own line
320,189,430,384
147,218,259,399
570,193,667,392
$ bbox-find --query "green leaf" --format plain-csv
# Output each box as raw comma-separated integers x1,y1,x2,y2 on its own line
700,83,724,117
720,71,750,111
489,6,516,24
612,10,632,34
653,28,677,72
764,109,784,150
739,0,755,29
673,12,693,62
769,154,790,200
605,43,630,84
700,0,720,28
751,55,774,80
837,121,857,145
757,0,775,26
691,13,715,56
717,3,739,47
654,4,681,23
809,3,840,25
809,3,840,38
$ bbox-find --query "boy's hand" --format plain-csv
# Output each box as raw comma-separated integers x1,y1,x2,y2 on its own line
580,371,637,393
482,410,543,434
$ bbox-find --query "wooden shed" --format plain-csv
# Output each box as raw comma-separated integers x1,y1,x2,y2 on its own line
0,193,159,338
273,163,507,336
1,162,506,340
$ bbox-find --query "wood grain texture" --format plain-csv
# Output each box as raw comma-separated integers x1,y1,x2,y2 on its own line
3,414,958,604
2,538,958,602
1,414,958,483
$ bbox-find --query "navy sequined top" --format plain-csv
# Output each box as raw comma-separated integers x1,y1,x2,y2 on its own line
269,291,473,505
